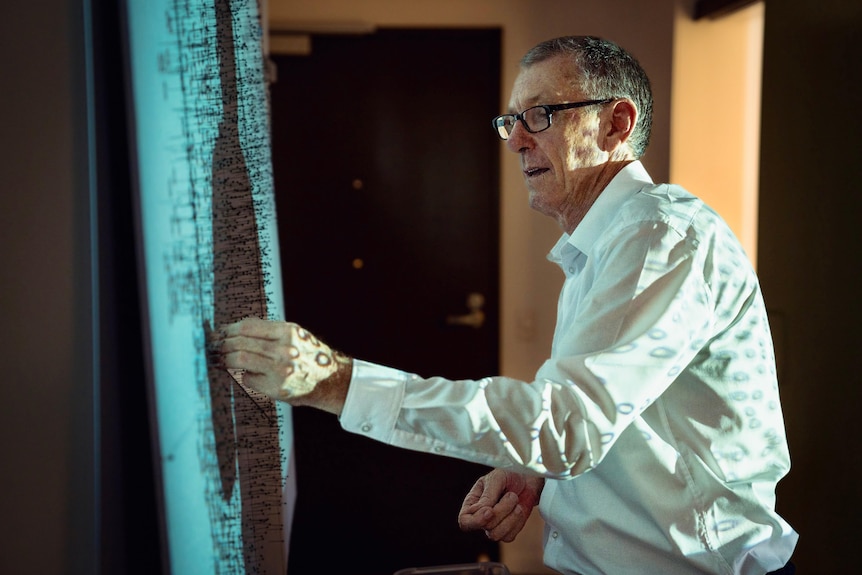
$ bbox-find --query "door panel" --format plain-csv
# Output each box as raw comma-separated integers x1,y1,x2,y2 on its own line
270,29,501,575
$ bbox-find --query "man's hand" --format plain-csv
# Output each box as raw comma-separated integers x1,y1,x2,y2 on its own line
217,317,352,414
458,468,545,543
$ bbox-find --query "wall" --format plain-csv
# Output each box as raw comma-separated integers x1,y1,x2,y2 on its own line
758,0,862,571
267,1,675,572
0,1,96,574
671,1,764,264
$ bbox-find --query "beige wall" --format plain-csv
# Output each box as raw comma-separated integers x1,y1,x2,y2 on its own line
267,1,675,571
672,1,764,264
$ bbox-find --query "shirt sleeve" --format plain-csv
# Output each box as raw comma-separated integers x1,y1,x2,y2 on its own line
341,215,741,479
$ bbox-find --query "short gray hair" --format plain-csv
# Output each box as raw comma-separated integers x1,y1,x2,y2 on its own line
521,36,653,158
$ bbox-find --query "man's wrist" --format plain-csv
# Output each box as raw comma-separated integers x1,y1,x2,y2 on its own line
301,354,352,415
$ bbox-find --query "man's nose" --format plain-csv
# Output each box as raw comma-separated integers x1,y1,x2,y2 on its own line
505,120,533,153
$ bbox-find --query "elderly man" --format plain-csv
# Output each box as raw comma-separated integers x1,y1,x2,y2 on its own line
219,36,798,575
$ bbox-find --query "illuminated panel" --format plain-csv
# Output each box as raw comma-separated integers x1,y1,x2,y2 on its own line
125,1,293,573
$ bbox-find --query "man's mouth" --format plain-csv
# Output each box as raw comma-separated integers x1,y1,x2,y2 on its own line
524,167,549,178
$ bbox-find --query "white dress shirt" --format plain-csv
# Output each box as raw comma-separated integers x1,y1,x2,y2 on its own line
340,161,798,574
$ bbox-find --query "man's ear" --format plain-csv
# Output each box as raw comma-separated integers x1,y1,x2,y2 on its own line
599,99,637,154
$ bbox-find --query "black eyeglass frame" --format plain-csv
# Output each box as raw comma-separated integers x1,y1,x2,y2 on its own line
491,98,615,140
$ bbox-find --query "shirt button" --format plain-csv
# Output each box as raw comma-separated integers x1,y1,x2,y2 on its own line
551,531,559,539
433,445,444,453
361,424,372,433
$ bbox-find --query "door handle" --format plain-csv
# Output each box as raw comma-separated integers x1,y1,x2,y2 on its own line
446,292,485,328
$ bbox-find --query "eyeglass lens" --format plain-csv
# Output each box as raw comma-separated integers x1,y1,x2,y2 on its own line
495,106,551,139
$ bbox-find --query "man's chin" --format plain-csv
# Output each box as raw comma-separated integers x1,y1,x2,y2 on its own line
527,191,549,215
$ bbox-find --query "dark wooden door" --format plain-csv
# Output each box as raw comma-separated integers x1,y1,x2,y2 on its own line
270,28,501,575
757,1,862,572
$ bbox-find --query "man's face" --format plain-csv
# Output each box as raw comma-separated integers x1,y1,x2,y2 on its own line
506,55,606,230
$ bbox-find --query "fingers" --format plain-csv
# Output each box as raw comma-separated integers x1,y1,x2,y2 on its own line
466,468,509,509
222,346,272,374
207,317,268,365
484,496,528,543
221,332,279,362
460,490,525,542
458,477,492,530
238,370,283,401
221,316,279,339
218,319,299,370
458,505,493,532
458,469,542,543
481,468,514,500
458,470,518,531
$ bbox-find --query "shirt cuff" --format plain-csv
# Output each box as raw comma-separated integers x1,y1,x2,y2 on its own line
339,359,407,443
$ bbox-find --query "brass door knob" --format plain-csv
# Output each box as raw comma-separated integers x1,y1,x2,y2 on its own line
446,292,485,328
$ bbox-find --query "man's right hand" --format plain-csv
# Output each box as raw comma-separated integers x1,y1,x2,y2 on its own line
457,468,545,543
217,317,352,414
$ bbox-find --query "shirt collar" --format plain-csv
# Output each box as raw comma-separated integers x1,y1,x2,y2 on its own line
549,161,653,265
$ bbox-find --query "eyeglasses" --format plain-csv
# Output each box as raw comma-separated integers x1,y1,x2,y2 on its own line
491,99,614,140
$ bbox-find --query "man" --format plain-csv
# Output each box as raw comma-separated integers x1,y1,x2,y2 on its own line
219,36,798,574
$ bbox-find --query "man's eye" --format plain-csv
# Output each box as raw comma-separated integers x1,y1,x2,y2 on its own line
528,108,547,121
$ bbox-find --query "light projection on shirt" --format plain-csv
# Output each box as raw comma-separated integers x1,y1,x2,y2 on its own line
126,0,293,573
